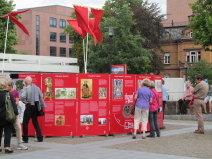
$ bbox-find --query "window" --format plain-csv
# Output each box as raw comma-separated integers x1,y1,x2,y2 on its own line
164,53,170,64
60,19,66,28
60,33,66,43
69,35,74,44
50,17,57,27
50,32,56,42
69,48,74,57
186,51,201,63
60,47,66,57
50,46,57,56
36,15,40,55
190,32,193,38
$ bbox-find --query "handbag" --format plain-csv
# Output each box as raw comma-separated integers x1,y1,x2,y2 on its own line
35,102,45,116
130,99,137,115
188,96,194,105
5,92,16,123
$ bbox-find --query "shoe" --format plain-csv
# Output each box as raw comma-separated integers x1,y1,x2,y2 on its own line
132,135,136,139
0,149,2,152
22,140,28,143
194,130,204,134
4,148,13,153
141,136,146,139
157,134,160,137
17,144,28,150
147,135,155,138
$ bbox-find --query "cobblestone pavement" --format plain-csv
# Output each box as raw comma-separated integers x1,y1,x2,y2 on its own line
0,120,212,159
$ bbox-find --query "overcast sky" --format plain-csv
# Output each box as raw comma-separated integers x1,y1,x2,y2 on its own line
13,0,167,14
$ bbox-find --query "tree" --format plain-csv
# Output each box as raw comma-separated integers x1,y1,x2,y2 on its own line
88,3,151,74
187,60,212,85
189,0,212,51
0,0,18,53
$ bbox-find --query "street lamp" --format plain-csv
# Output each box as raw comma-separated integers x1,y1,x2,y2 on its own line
105,26,116,73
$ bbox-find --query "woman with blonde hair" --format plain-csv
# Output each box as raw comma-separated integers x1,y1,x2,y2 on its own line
133,79,152,139
0,80,18,153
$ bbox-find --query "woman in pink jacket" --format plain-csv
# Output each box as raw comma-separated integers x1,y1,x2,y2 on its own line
147,82,160,138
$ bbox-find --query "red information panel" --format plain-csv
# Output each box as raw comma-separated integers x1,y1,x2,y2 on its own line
18,73,42,136
109,75,136,135
41,74,77,136
77,74,109,136
136,75,163,129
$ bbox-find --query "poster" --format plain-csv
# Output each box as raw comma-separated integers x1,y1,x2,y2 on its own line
112,79,123,99
99,87,107,99
98,118,107,125
55,88,76,99
55,115,65,126
81,79,92,99
44,77,54,100
80,115,93,125
155,80,162,92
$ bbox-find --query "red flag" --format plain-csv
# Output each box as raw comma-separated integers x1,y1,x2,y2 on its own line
3,9,30,36
91,8,104,43
74,5,97,45
67,19,87,38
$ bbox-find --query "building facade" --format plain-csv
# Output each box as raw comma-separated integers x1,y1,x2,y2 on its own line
13,5,74,57
157,0,212,78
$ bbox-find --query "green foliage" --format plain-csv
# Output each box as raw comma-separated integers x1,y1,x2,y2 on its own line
0,0,18,53
189,0,212,51
88,2,151,74
187,60,212,85
65,0,163,73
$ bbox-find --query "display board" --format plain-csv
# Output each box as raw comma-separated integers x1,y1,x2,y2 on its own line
13,73,163,136
77,74,109,136
41,74,78,136
109,75,135,134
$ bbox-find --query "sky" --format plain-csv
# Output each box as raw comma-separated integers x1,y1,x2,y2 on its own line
13,0,167,15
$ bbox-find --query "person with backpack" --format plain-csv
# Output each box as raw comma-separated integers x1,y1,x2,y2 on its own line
0,80,18,153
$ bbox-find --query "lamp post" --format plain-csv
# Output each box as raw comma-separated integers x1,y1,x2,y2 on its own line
105,26,116,73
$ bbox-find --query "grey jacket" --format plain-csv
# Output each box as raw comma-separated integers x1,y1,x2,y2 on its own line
21,84,46,110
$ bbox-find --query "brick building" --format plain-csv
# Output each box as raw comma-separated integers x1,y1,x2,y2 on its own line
157,0,212,78
13,5,74,57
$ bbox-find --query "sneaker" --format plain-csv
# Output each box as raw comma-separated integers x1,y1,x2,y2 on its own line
17,144,28,150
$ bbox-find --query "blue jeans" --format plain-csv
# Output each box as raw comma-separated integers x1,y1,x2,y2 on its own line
149,111,160,136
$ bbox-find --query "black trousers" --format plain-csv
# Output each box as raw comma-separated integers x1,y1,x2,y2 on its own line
0,123,12,147
162,101,166,120
22,103,42,141
178,99,190,114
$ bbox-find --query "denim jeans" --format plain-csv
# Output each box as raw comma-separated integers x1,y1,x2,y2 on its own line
149,110,160,136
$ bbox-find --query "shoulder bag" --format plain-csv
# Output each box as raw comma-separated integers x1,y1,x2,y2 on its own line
5,92,16,123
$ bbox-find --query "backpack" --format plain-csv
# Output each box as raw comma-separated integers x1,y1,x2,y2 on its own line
5,92,16,123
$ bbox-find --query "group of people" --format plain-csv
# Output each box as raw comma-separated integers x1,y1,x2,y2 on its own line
178,77,212,115
0,76,45,153
132,79,160,139
132,74,210,139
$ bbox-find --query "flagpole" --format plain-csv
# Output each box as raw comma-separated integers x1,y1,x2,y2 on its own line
85,33,89,74
2,16,9,74
83,39,86,73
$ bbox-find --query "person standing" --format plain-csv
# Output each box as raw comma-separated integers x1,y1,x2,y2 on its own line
162,79,167,120
133,79,152,139
178,81,194,114
6,80,28,150
203,83,212,114
0,80,18,153
192,75,209,134
20,76,46,143
147,82,160,138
